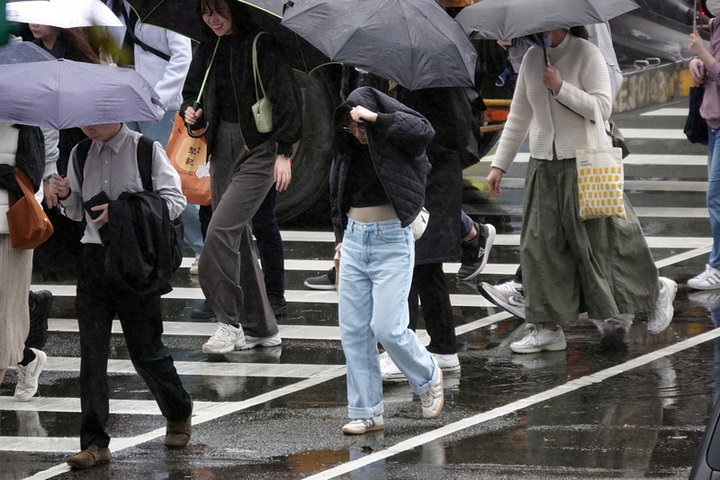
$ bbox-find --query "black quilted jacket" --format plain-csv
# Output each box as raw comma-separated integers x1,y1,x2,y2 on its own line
329,87,434,244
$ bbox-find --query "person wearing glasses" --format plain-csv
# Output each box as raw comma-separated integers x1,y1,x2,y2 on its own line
330,86,444,435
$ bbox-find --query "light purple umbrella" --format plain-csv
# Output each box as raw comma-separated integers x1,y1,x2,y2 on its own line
0,58,165,129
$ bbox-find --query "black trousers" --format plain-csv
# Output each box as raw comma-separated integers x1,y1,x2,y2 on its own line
408,263,457,355
76,245,191,450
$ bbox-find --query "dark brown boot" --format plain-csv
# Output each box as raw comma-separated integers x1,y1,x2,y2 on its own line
66,445,111,469
165,400,193,447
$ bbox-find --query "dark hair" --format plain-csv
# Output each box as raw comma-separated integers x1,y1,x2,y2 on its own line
569,26,589,40
61,27,101,64
197,0,260,41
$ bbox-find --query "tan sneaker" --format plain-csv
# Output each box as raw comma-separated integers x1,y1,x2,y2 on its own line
421,369,444,419
342,415,384,435
66,445,111,469
165,401,193,447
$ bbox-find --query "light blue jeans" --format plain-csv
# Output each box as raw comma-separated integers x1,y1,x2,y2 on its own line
708,127,720,269
339,218,439,419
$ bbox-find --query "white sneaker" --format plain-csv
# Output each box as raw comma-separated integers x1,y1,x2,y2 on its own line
380,351,406,382
509,323,566,354
479,281,525,319
14,348,47,401
648,276,678,334
420,369,444,419
189,255,200,276
430,352,461,373
342,415,384,435
380,351,460,382
202,323,245,354
237,332,282,350
688,264,720,290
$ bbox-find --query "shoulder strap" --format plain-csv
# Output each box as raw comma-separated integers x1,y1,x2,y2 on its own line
74,138,93,186
74,135,154,191
136,135,155,192
252,32,268,102
122,8,171,62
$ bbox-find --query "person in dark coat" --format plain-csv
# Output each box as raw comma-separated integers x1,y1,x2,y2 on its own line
331,86,444,435
181,0,302,354
380,86,495,380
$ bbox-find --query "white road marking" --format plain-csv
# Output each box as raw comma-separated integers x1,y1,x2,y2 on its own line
302,328,720,480
640,108,691,116
480,152,707,165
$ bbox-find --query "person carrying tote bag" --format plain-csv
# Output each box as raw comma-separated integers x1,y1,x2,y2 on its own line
486,27,676,354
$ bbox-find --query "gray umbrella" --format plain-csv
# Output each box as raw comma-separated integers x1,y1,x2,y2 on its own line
0,40,55,64
281,0,476,91
0,58,165,129
455,0,640,41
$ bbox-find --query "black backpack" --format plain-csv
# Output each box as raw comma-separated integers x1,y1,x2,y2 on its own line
74,135,185,273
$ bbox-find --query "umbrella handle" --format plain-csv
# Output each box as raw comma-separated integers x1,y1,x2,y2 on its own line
186,102,208,138
187,124,208,138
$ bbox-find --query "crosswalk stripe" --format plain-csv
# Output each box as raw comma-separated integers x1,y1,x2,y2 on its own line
265,234,715,248
619,128,687,139
480,152,707,165
499,177,709,192
9,357,340,378
640,108,690,116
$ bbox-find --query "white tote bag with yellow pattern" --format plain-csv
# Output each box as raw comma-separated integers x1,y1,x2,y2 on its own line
575,104,627,221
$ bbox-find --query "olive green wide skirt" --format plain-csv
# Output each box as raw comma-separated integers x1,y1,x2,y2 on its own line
520,157,659,324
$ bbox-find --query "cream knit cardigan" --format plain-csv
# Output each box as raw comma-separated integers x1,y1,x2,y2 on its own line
492,32,612,174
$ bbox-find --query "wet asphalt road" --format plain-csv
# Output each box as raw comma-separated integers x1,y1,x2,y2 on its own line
1,97,718,479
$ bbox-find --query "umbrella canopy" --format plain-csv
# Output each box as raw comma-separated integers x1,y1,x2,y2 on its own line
281,0,476,91
0,39,55,63
6,0,123,28
124,0,329,72
455,0,640,41
0,58,165,129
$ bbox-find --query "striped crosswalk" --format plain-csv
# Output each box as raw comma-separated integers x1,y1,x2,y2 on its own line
4,100,717,479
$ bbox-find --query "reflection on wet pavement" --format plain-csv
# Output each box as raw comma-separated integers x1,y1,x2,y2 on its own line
1,100,719,479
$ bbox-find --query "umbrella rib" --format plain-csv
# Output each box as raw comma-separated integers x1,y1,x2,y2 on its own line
137,0,167,22
236,0,282,19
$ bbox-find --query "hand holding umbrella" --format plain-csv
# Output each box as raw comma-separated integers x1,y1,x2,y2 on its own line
543,62,563,95
689,31,711,85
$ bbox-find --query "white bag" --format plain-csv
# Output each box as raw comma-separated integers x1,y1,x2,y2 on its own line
575,104,627,221
411,207,430,240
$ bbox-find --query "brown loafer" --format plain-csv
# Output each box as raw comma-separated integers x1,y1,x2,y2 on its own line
165,400,193,448
66,445,111,469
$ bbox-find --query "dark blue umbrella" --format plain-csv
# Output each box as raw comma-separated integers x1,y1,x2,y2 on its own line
0,40,55,64
0,58,165,129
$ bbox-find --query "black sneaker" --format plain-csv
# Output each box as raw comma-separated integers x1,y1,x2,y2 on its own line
456,223,496,281
304,267,336,290
191,301,216,320
27,290,53,349
269,295,288,317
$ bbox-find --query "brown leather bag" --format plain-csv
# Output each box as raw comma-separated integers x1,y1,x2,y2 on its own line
6,168,53,249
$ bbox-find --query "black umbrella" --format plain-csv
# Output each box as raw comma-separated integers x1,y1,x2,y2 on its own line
124,0,329,73
280,0,477,91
